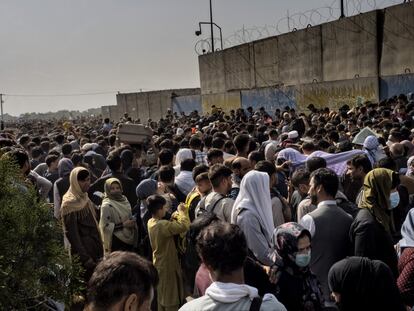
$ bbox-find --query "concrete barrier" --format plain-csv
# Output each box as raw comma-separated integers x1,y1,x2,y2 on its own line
278,26,323,86
296,77,379,111
380,73,414,100
322,11,379,82
380,3,414,76
241,87,296,113
172,95,202,115
253,37,279,88
201,91,241,114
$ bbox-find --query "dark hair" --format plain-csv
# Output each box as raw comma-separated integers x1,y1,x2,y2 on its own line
195,172,210,184
291,169,310,188
348,154,372,174
45,154,59,167
158,165,175,183
212,137,225,149
189,213,219,245
106,152,122,172
328,131,340,143
317,139,331,150
208,164,233,188
204,135,213,149
302,142,315,152
268,129,278,137
181,158,196,172
40,141,50,152
255,160,276,177
310,168,338,198
192,164,209,181
54,134,65,145
189,136,202,150
19,135,30,146
233,134,250,153
158,149,174,166
8,149,29,169
31,136,41,146
248,148,263,161
147,194,167,215
31,146,43,159
87,251,158,310
376,157,397,172
71,152,83,166
77,169,90,181
306,157,327,173
197,222,247,275
62,143,73,156
207,148,224,162
159,139,174,150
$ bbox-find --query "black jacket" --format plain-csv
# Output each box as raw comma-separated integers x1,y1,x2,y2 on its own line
350,208,398,277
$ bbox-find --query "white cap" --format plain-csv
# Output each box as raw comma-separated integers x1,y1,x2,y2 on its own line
288,130,299,139
176,128,184,136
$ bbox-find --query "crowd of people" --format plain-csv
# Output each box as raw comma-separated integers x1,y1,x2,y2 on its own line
1,92,414,311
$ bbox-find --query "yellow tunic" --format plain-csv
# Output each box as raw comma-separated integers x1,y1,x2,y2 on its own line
148,211,190,310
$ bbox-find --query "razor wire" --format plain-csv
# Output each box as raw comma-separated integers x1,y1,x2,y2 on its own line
194,0,407,54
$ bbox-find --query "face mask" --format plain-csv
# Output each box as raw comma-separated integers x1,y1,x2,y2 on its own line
389,191,400,209
111,191,124,201
295,250,311,267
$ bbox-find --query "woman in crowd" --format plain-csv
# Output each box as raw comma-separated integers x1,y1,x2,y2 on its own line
328,256,405,311
272,222,324,311
397,208,414,309
99,178,138,254
350,168,399,276
231,170,277,266
61,167,103,280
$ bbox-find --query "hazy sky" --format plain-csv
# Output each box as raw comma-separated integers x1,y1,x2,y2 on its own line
0,0,399,115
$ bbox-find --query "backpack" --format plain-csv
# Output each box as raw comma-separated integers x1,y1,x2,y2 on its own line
196,194,225,219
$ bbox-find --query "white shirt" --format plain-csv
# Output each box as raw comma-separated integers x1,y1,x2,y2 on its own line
300,200,337,237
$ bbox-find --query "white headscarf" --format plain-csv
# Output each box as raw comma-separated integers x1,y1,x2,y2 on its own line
231,170,274,244
363,135,379,165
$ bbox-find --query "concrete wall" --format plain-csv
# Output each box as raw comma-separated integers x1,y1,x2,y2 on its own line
172,95,202,115
101,105,112,119
322,11,379,81
278,26,323,85
380,3,414,76
253,37,280,88
380,73,414,100
116,88,200,121
198,3,414,113
296,77,379,111
241,87,296,112
201,92,241,114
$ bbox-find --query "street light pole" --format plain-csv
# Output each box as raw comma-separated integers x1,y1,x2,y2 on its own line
209,0,214,52
340,0,345,18
0,94,4,130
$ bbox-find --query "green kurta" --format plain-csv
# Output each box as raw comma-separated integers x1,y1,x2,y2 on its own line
148,210,190,311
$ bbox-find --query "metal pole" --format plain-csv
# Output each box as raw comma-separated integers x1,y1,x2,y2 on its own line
0,94,4,130
340,0,345,18
209,0,214,52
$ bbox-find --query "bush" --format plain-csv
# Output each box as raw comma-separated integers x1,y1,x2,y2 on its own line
0,157,83,309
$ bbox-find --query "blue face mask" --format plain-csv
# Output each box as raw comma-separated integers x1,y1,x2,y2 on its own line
295,250,311,268
389,191,400,209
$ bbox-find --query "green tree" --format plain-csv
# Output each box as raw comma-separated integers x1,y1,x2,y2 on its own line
0,157,83,309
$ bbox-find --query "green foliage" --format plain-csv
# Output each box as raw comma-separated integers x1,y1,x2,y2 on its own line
0,157,83,309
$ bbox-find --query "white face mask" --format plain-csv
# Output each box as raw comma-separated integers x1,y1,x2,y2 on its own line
389,191,400,209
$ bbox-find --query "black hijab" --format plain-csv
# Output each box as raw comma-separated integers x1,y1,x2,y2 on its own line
328,256,405,311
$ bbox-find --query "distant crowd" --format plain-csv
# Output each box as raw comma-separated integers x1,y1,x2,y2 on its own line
1,92,414,311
